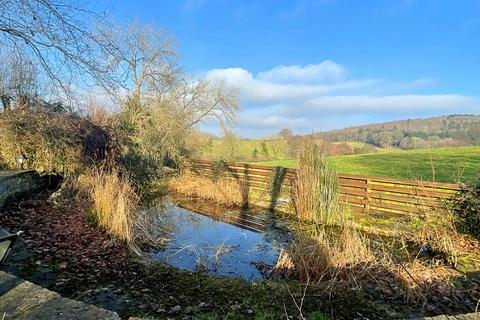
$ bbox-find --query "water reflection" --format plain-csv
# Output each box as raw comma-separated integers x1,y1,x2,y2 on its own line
147,196,291,281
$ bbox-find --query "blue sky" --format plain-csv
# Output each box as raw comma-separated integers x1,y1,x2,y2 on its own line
99,0,480,137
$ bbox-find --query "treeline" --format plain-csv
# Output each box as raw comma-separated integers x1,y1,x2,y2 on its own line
198,128,376,162
315,115,480,149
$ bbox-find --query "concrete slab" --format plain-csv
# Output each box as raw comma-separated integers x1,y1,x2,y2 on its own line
0,271,120,320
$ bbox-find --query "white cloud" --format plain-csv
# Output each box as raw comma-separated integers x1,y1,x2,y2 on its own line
205,66,377,102
257,60,346,84
304,94,477,114
203,61,479,137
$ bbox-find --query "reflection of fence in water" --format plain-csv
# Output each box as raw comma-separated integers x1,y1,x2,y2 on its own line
180,158,461,217
174,197,268,233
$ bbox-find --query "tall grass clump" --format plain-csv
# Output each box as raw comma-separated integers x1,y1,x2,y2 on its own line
52,167,162,254
72,168,141,248
292,138,341,225
91,169,139,243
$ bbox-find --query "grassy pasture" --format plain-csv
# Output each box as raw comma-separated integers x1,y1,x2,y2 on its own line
251,146,480,185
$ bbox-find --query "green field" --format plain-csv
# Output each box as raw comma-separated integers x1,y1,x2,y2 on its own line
251,146,480,185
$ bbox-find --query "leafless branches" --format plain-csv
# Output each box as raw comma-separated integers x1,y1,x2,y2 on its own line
0,0,119,100
102,21,178,102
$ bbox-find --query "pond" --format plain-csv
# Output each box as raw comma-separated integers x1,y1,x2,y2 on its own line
146,196,292,281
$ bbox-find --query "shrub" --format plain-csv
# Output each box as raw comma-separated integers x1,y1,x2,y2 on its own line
451,184,480,239
0,109,117,174
292,139,341,225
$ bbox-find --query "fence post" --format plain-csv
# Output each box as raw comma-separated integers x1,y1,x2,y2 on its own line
364,179,370,214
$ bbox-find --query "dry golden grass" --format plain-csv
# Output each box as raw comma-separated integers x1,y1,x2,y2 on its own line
80,169,139,244
50,168,155,252
274,224,459,302
274,225,375,285
397,259,458,303
169,174,248,207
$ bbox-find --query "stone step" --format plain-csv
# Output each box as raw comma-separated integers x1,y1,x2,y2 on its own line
0,271,120,320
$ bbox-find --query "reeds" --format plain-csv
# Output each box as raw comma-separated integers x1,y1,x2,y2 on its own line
292,138,341,225
169,174,248,207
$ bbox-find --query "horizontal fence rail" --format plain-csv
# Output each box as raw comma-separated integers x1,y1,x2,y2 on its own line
179,158,461,217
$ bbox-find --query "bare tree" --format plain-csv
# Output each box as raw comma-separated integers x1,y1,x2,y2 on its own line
0,0,118,100
0,50,39,110
104,22,177,103
177,78,238,128
112,22,238,130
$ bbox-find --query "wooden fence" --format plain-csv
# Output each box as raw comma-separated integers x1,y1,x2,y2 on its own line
180,158,462,217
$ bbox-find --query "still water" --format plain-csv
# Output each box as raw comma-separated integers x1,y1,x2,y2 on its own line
147,197,291,281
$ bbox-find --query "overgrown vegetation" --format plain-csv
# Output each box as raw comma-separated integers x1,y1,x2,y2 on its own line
0,3,239,251
0,109,117,174
274,209,465,308
451,184,480,239
274,225,375,285
407,207,459,266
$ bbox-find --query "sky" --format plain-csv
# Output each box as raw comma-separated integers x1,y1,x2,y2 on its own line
99,0,480,137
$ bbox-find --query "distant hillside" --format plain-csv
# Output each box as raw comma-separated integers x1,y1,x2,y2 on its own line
314,114,480,149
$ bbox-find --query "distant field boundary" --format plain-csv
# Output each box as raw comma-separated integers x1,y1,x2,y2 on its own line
180,158,462,217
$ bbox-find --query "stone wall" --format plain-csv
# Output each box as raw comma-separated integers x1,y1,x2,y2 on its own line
0,170,48,208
